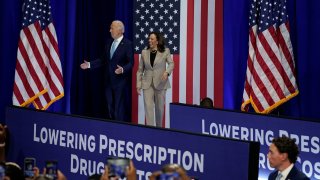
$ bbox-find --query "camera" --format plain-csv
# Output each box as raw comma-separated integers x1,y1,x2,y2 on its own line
156,172,180,180
24,157,36,178
45,160,58,180
106,157,130,178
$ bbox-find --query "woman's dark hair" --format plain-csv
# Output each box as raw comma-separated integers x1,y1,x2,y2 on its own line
147,32,166,52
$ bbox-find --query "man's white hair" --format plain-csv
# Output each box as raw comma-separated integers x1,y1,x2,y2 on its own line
113,20,125,33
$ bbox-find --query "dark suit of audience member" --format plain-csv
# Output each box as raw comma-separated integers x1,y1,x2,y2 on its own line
136,32,174,127
81,20,133,122
269,165,309,180
268,136,309,180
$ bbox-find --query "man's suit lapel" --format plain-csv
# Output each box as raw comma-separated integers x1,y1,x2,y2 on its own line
271,171,278,180
110,38,125,60
286,166,298,180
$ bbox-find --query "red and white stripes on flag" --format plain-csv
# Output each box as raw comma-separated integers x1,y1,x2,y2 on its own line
241,0,298,113
132,0,223,127
33,23,64,109
13,0,63,110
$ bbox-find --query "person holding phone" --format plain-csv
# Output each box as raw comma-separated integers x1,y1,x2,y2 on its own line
32,166,67,180
101,160,136,180
149,163,190,180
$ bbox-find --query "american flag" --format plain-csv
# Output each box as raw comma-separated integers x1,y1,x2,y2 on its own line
12,0,64,110
132,0,223,127
241,0,298,113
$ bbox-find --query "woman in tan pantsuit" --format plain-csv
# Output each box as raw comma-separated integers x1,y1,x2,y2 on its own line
136,32,174,127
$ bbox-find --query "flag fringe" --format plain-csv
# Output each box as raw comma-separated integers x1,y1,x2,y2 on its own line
18,88,48,107
242,90,299,114
32,93,64,110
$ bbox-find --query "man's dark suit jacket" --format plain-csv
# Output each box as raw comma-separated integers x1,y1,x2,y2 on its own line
90,38,134,88
90,37,134,121
268,166,310,180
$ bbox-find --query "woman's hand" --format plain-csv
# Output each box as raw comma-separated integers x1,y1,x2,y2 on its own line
137,88,141,95
161,72,169,81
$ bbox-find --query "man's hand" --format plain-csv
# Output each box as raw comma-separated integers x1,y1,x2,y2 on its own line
80,60,89,69
115,65,123,74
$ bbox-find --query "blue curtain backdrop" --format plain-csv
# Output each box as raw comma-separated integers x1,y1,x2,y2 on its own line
1,0,320,123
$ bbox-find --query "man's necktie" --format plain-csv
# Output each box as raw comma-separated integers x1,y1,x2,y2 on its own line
110,40,117,59
275,173,283,180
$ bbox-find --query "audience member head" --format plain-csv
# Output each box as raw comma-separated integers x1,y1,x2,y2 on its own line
34,175,52,180
200,97,213,108
161,163,182,173
100,160,136,180
268,136,299,171
31,167,66,180
88,173,101,180
4,162,24,180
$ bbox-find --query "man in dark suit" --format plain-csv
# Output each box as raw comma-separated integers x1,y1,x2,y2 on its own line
268,136,309,180
80,20,133,122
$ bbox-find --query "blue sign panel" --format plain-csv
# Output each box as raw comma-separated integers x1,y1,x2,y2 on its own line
6,106,259,179
170,103,320,180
